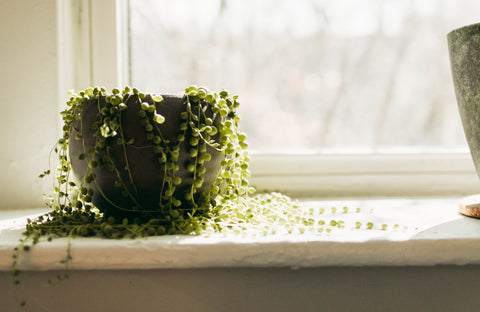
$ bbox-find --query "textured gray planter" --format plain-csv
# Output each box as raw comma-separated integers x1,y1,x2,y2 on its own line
448,22,480,179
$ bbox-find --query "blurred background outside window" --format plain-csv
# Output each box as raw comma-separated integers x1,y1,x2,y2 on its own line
128,0,480,153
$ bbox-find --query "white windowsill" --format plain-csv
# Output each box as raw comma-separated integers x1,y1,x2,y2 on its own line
1,197,480,271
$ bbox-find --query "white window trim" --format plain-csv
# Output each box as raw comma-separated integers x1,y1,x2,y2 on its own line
249,151,480,197
59,0,480,198
58,0,129,93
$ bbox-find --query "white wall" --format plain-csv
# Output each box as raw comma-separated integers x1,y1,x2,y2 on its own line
0,0,60,209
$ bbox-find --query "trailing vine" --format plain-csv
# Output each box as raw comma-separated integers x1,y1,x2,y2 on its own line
12,85,404,309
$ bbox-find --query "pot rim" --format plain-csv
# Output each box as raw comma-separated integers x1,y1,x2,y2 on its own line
448,22,480,38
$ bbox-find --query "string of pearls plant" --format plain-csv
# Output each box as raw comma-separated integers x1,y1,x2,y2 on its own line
12,85,397,308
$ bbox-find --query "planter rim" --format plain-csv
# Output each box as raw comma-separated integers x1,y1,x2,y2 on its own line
448,22,480,38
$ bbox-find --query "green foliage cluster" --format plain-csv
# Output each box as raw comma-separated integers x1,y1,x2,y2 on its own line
12,85,398,309
38,85,256,237
12,85,258,306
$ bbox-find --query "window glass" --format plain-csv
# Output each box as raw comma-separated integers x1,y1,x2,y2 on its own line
128,0,478,152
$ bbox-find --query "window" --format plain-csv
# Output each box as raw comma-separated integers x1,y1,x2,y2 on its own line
66,0,480,197
128,0,478,151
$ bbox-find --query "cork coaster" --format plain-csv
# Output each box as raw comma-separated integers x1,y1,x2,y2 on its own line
459,195,480,218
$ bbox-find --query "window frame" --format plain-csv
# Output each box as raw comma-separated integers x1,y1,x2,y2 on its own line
58,0,129,92
249,151,479,197
61,0,480,198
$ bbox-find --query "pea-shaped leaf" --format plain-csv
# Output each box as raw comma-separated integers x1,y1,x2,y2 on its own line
154,113,165,124
152,95,163,103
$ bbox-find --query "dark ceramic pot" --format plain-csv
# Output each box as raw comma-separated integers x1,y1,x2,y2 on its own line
448,23,480,179
69,93,224,220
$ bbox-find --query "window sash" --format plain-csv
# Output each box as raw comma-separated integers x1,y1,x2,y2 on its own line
60,0,129,91
250,152,479,196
